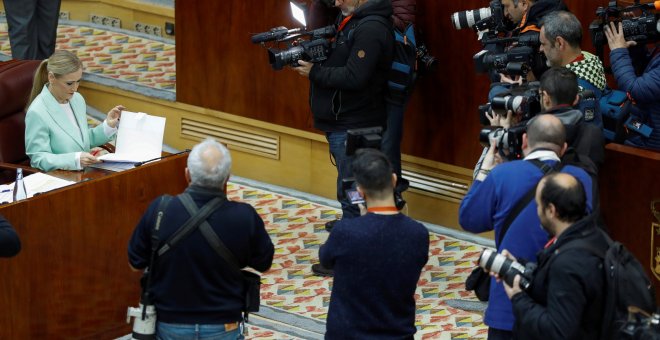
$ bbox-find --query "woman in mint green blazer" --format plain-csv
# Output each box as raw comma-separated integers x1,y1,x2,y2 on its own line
25,50,124,172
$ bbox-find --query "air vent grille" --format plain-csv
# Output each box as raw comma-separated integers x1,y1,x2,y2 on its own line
181,119,279,159
402,169,469,202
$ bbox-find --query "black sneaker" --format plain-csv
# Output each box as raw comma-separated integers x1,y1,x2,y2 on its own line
325,219,338,232
312,263,334,277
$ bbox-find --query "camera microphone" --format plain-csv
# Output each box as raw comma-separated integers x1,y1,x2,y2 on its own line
251,27,302,43
133,149,191,167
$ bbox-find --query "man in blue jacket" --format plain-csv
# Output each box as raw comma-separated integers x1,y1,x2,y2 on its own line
605,21,660,150
459,114,594,340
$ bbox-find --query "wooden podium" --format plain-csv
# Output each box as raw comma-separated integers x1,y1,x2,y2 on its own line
599,144,660,303
0,154,188,339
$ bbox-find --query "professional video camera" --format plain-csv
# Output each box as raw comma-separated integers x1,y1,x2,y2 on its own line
451,0,508,40
474,46,534,78
478,81,542,124
590,0,660,51
478,248,537,290
251,1,336,70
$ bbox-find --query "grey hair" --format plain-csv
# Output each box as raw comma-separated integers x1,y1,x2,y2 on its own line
540,10,582,48
187,138,232,188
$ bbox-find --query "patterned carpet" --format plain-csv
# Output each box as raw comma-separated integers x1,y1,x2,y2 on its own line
1,20,491,339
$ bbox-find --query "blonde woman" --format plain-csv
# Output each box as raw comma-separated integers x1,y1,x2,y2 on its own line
25,50,124,171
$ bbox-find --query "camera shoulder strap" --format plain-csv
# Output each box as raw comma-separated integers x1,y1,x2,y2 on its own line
156,193,225,257
177,193,243,279
142,194,172,304
498,159,561,245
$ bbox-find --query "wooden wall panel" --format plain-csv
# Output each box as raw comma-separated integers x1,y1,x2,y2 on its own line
176,0,609,169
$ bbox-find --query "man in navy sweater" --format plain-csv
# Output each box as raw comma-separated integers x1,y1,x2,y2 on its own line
128,138,274,339
459,114,594,340
319,148,429,339
0,214,21,258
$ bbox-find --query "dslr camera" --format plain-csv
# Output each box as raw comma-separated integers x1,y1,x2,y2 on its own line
451,0,507,39
479,124,527,161
478,248,536,290
478,81,542,125
590,0,660,49
620,307,660,339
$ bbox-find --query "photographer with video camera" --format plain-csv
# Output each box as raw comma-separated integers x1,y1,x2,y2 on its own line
459,114,594,340
605,18,660,150
539,11,608,126
318,148,429,339
294,0,393,237
498,172,608,339
487,0,567,100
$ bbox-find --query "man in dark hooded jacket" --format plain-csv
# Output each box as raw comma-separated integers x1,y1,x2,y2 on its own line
295,0,394,252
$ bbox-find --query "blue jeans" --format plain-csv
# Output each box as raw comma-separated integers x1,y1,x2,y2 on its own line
381,102,405,180
156,322,243,340
326,131,359,219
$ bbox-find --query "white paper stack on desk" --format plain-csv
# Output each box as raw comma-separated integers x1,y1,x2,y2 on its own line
0,173,75,203
98,111,166,164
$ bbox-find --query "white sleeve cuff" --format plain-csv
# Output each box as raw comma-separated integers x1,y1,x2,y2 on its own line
75,152,82,170
102,120,118,137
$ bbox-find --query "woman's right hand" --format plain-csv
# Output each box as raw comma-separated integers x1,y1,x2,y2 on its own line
80,152,101,167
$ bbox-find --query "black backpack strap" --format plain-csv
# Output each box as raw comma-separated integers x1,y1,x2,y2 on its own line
157,193,225,256
177,193,243,278
497,159,561,245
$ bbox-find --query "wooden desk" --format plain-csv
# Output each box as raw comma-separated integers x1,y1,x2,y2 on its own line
599,144,660,303
0,154,188,339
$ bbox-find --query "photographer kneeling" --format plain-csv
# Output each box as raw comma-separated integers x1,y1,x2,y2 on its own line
497,172,608,339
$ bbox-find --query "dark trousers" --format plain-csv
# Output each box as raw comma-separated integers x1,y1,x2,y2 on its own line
488,327,513,340
326,131,359,219
3,0,61,60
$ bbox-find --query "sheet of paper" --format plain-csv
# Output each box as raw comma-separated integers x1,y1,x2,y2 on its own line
98,111,166,163
88,161,137,172
1,173,75,203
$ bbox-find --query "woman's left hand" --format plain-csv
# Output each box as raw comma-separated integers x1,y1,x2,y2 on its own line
106,105,125,128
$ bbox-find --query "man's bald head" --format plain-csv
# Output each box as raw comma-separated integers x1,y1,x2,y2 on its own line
526,114,566,152
536,172,586,224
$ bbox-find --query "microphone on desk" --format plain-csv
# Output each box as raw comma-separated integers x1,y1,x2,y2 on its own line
133,149,191,167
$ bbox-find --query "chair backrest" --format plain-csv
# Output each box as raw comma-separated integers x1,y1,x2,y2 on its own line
0,60,41,164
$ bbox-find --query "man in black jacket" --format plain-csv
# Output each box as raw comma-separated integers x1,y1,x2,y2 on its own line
499,172,607,339
295,0,393,235
128,138,274,338
0,215,21,258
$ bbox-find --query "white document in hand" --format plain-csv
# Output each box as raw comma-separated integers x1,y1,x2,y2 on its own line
98,111,166,163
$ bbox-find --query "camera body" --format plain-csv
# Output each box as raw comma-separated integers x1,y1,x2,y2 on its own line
474,46,535,77
479,124,527,161
590,1,660,49
451,0,506,34
252,25,336,70
478,81,541,127
126,303,157,340
620,309,660,339
478,248,536,290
